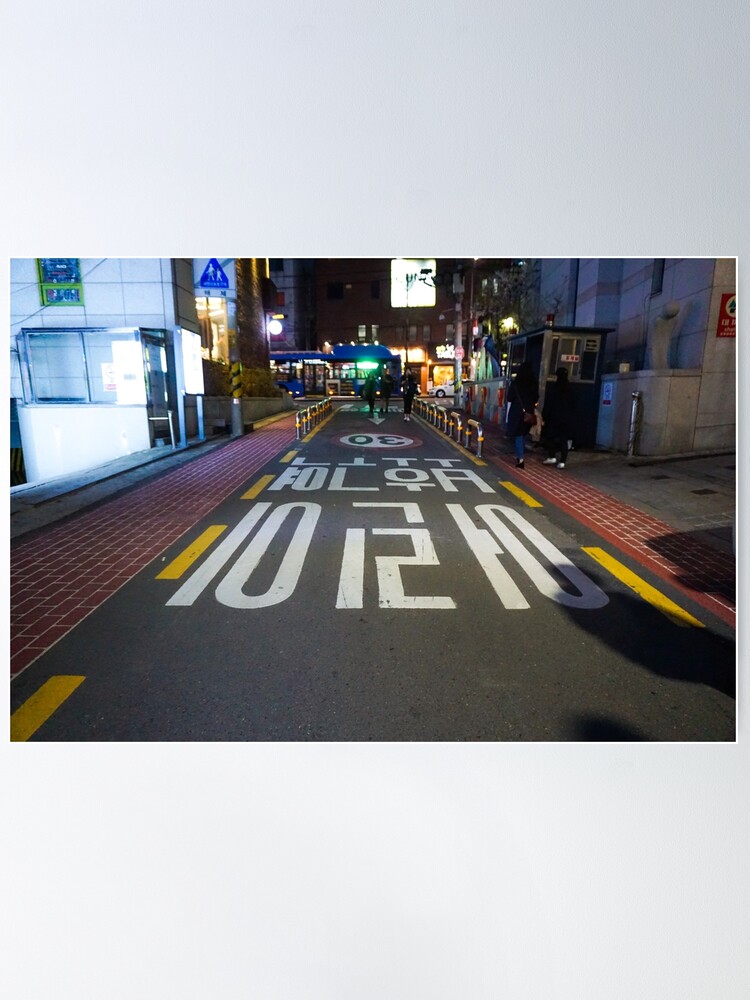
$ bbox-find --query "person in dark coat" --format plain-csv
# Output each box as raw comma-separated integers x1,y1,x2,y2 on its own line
361,372,377,415
379,369,394,414
401,369,418,421
506,362,539,469
541,366,575,469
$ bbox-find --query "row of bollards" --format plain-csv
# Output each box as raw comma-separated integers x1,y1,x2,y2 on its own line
413,398,484,458
296,398,333,438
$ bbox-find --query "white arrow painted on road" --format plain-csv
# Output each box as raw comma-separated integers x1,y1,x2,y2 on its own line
369,415,385,425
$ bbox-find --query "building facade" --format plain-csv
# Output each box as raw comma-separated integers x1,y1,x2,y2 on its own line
10,258,201,484
268,259,316,351
534,258,736,454
312,258,470,391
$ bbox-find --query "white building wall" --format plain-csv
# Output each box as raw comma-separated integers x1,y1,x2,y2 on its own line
11,258,198,349
10,258,202,482
17,404,151,482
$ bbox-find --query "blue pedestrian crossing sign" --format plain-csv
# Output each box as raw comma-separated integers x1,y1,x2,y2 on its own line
198,258,229,289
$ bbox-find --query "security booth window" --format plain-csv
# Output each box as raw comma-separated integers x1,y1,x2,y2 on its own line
22,328,147,405
547,335,601,383
26,332,88,401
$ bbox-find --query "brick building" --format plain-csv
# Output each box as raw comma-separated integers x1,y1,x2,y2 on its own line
313,258,468,391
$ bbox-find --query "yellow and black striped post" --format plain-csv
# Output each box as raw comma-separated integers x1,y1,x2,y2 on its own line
230,361,243,437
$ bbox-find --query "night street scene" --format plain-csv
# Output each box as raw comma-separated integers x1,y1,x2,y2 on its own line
10,257,736,741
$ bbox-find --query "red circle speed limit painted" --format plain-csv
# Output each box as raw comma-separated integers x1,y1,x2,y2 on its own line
336,433,421,449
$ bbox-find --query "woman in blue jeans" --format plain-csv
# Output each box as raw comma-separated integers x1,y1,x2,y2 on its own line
506,362,538,469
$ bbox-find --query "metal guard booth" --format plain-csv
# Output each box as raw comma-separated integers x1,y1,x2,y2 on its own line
506,324,612,448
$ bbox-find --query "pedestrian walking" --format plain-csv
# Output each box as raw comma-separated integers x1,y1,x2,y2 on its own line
401,368,418,420
361,372,377,415
380,369,394,414
506,361,539,469
541,366,575,469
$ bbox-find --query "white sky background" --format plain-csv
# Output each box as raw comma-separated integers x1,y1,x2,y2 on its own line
1,1,748,998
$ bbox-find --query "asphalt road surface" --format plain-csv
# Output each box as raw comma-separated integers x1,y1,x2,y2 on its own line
10,403,736,741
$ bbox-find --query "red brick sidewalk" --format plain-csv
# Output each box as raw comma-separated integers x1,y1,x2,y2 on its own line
481,434,736,629
10,418,298,678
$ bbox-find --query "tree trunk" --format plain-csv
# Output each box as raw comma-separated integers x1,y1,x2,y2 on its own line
235,258,268,368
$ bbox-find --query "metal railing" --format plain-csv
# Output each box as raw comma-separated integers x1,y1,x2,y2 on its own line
295,398,333,438
413,398,483,458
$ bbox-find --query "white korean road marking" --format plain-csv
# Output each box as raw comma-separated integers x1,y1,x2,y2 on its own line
215,502,321,609
447,504,609,609
166,504,272,606
372,528,455,609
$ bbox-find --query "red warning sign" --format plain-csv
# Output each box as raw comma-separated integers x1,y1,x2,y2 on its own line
716,293,736,338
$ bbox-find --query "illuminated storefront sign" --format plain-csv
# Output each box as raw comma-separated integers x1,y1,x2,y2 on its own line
436,343,455,360
390,258,437,307
181,329,205,395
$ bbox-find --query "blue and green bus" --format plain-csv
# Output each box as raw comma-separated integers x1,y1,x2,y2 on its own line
270,344,402,398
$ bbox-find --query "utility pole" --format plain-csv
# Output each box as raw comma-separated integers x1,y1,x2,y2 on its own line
453,268,465,395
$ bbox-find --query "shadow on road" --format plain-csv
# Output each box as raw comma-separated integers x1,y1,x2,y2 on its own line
562,573,736,702
570,715,647,741
644,529,735,603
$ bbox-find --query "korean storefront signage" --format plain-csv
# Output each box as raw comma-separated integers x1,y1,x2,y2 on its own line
716,293,736,338
37,258,84,306
436,343,455,360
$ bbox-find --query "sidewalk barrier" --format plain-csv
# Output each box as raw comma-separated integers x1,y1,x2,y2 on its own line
465,418,484,458
413,399,481,457
295,398,332,438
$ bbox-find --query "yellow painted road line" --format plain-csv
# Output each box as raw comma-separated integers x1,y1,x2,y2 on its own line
280,450,298,463
156,525,227,580
241,474,275,500
11,676,86,742
302,411,336,441
583,546,705,628
499,481,543,508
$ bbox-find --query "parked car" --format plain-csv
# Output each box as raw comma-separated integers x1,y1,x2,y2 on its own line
427,381,454,397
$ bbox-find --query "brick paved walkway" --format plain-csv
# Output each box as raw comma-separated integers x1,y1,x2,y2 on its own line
481,433,736,628
10,418,297,677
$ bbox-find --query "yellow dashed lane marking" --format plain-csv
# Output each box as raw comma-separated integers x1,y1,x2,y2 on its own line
11,676,86,742
499,481,543,507
583,546,705,628
241,474,275,499
280,450,298,463
156,525,227,579
302,411,336,441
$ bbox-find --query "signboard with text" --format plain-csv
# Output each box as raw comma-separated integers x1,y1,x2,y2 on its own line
37,258,84,306
716,293,736,337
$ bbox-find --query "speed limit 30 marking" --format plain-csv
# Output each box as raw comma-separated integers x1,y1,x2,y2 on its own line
336,433,422,449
